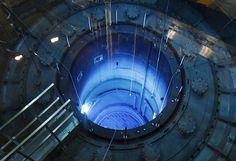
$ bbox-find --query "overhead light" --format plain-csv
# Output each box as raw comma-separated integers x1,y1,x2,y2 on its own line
33,52,38,56
166,29,176,42
199,45,212,58
14,55,23,61
81,103,91,114
50,37,59,43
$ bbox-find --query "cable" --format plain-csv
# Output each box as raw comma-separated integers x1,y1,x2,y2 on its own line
152,0,171,96
102,130,116,161
129,25,138,96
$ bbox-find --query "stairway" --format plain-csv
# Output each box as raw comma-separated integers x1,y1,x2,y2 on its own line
0,83,79,161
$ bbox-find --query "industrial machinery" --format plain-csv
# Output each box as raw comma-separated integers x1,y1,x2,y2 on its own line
0,0,235,161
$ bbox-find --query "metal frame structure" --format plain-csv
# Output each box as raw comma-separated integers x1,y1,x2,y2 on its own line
0,83,78,161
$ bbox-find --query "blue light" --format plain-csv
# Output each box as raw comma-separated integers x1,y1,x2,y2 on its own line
153,112,157,119
81,103,91,114
71,32,173,130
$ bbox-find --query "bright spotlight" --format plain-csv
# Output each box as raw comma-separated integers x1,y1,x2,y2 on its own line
14,55,23,61
153,112,157,119
50,37,59,43
81,103,91,114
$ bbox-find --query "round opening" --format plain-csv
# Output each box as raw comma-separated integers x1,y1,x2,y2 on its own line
70,29,181,131
77,52,167,130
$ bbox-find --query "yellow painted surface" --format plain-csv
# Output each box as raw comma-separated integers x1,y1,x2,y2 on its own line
196,0,215,6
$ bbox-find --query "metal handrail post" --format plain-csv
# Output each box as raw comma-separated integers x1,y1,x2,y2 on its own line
0,99,71,161
0,83,54,131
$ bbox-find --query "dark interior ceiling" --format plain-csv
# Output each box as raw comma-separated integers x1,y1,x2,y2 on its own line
1,0,236,52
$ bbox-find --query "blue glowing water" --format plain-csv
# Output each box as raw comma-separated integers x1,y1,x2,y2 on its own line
71,33,172,130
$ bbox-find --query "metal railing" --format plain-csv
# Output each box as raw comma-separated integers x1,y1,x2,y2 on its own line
0,83,78,161
0,83,54,132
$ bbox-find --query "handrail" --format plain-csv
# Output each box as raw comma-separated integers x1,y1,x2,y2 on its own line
0,97,60,151
22,112,74,161
0,99,71,161
0,83,54,131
